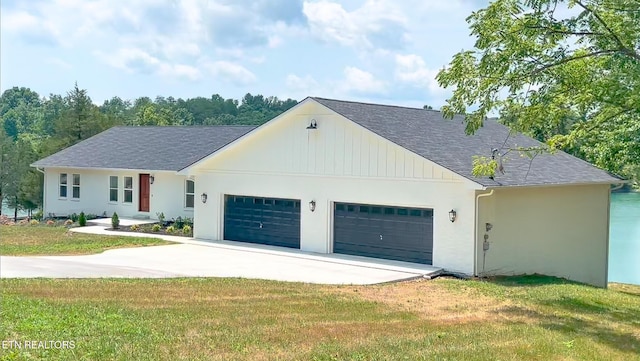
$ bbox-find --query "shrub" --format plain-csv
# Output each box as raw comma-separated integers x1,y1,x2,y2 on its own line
70,213,79,222
166,225,176,234
151,224,161,232
174,217,184,229
64,219,74,226
86,214,98,220
184,217,193,228
156,212,165,225
78,212,87,227
182,225,192,235
30,219,40,226
33,210,43,221
130,224,140,231
111,212,120,229
46,220,56,226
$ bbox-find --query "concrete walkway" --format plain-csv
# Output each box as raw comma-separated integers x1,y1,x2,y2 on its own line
1,225,442,285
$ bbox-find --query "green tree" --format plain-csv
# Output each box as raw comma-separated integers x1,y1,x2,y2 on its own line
437,0,640,182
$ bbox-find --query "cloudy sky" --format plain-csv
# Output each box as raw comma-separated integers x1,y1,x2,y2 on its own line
1,0,486,107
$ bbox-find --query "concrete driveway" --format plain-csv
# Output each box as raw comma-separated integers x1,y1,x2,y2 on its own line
1,234,441,284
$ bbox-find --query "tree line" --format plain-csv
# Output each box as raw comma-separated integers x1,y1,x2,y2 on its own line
0,84,297,218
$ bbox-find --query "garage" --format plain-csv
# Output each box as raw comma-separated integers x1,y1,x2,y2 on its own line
333,203,434,264
223,195,301,248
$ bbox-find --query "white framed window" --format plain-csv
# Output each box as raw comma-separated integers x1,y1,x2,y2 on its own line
109,176,118,202
185,179,195,208
124,176,133,203
72,174,80,199
59,173,68,198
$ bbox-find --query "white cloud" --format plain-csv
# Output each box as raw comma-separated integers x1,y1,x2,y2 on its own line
394,54,442,93
303,0,408,50
286,74,319,91
99,48,201,81
206,61,257,85
46,58,72,70
341,66,386,95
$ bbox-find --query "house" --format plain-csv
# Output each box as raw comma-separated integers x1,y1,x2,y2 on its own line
33,97,623,287
31,126,255,220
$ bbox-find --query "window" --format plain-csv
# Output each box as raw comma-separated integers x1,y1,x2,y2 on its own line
185,180,195,208
124,176,133,203
59,173,67,198
72,174,80,199
109,176,118,202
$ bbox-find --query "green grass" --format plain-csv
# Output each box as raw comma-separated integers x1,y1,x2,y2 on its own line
0,226,172,256
1,277,638,360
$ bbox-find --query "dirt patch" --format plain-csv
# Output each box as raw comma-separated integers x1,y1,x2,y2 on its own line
330,278,514,324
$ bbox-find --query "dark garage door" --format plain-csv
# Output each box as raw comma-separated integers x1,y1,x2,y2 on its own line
224,195,301,249
333,203,433,264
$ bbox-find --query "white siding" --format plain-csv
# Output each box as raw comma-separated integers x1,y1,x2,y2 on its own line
190,102,480,274
476,185,610,287
43,168,194,221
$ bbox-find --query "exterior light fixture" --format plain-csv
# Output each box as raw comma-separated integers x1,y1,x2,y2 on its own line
309,200,316,212
448,209,457,223
149,175,155,184
306,119,317,130
201,193,208,204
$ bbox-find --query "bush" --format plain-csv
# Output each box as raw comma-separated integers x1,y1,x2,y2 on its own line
182,225,192,235
86,214,98,220
30,219,40,226
33,210,43,221
174,217,184,229
78,212,87,227
70,213,79,222
64,219,74,226
166,225,176,234
184,217,193,228
130,224,140,231
156,212,165,225
151,224,161,232
111,212,120,229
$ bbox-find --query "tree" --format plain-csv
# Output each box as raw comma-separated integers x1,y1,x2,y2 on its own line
436,0,640,182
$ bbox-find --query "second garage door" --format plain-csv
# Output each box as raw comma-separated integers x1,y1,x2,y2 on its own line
333,203,434,264
224,195,301,249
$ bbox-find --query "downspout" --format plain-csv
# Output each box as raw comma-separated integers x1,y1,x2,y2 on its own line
474,189,494,277
35,167,46,218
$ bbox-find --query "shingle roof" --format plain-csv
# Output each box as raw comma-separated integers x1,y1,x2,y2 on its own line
32,126,255,171
311,97,622,187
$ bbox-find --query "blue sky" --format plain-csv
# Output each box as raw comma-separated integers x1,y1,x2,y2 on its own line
1,0,485,108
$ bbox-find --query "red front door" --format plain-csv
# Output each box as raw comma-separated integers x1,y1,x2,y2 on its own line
139,174,150,212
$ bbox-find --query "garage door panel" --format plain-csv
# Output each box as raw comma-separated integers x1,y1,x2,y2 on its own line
334,202,434,264
224,195,301,249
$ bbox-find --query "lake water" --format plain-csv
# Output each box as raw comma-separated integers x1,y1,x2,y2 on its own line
609,192,640,285
2,193,639,284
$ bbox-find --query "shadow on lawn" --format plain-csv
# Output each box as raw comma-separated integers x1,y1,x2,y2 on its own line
485,274,583,287
498,304,640,354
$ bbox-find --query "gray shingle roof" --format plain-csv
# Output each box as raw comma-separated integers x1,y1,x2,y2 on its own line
32,126,255,171
311,97,622,187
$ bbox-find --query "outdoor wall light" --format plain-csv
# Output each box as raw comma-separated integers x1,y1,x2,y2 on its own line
306,119,317,130
309,200,316,212
201,193,208,204
449,209,457,223
149,175,155,184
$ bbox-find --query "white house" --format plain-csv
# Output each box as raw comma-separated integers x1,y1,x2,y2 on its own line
31,126,255,221
33,97,623,287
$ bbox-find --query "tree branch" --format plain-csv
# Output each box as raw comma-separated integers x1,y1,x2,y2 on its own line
574,0,640,61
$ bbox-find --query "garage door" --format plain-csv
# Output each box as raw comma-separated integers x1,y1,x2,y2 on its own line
224,195,301,249
333,203,433,264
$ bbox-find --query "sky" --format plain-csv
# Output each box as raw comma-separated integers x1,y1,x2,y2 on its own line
0,0,487,108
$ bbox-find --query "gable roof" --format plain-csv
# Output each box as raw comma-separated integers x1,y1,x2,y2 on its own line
32,126,255,171
311,97,622,187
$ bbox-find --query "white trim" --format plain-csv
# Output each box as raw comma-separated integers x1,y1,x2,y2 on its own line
185,179,195,209
123,176,134,204
71,173,81,200
108,175,119,203
58,173,68,199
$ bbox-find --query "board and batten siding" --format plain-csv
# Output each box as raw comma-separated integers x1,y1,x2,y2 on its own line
42,167,194,220
476,184,610,287
190,101,481,274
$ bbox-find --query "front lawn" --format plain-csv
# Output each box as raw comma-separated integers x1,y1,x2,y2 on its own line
0,226,173,256
1,277,638,360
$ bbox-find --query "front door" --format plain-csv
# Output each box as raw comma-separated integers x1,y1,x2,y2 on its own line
139,174,150,212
